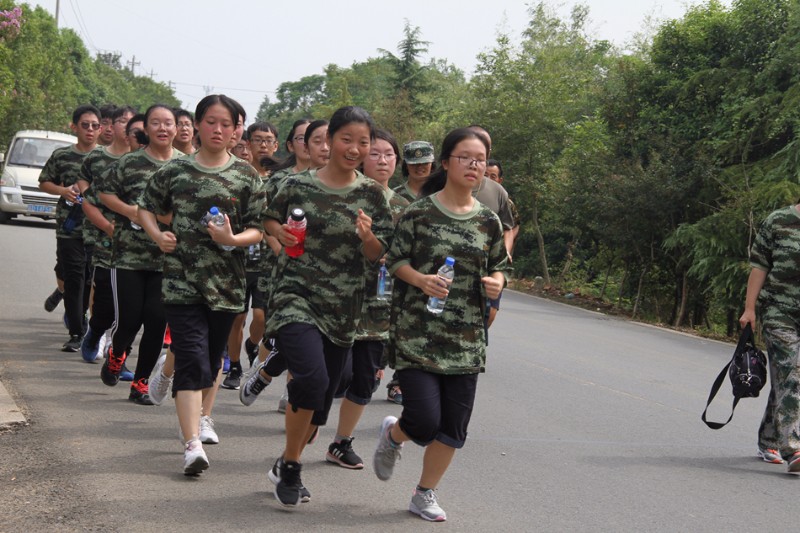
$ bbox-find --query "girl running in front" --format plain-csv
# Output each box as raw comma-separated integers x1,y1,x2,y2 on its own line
372,127,511,522
261,106,393,507
137,94,265,475
97,104,182,404
325,128,409,469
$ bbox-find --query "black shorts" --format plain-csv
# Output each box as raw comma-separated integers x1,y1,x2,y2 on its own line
397,369,478,449
244,271,264,312
341,340,383,405
276,323,349,426
487,292,502,310
165,304,237,392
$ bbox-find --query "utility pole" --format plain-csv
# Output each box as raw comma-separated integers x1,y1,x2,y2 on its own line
203,85,214,96
55,0,59,28
167,81,176,91
147,68,157,79
127,55,141,75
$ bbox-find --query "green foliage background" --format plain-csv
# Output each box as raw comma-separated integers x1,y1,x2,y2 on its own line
4,1,800,336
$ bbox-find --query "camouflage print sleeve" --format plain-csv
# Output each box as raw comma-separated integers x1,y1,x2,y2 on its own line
750,214,774,272
140,164,173,216
242,171,267,231
38,147,64,186
486,211,511,282
386,209,415,274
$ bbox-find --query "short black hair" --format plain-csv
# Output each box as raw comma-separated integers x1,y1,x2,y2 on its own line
72,104,101,125
486,158,503,177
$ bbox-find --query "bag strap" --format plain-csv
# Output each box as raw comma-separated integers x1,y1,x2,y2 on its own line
700,324,753,430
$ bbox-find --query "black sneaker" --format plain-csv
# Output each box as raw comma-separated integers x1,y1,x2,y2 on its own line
221,365,242,390
269,457,311,503
244,338,259,367
274,459,304,508
325,437,364,469
44,288,63,312
62,334,82,352
129,378,155,406
100,346,126,386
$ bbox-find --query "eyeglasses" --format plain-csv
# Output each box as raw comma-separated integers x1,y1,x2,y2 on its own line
251,137,277,146
177,121,193,129
367,153,396,161
449,156,487,168
149,120,175,129
79,122,101,131
292,135,306,144
113,118,130,125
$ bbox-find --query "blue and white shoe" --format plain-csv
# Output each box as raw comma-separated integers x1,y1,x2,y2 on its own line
80,326,102,363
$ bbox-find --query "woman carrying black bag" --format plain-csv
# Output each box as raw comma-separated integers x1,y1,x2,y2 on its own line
739,203,800,472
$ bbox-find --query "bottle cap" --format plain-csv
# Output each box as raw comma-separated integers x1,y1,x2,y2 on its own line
445,257,455,266
290,208,305,221
210,206,220,215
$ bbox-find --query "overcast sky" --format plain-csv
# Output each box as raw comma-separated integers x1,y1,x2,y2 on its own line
28,0,729,122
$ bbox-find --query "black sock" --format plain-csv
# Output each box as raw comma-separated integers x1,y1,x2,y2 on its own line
417,485,432,492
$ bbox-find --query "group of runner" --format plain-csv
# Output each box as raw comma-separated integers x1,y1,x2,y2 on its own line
37,96,515,521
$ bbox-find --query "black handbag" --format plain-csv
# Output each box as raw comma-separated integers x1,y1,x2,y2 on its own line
701,323,768,429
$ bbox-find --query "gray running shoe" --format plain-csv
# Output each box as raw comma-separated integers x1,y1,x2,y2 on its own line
221,365,242,390
373,415,402,481
240,364,270,406
757,447,784,464
409,488,447,522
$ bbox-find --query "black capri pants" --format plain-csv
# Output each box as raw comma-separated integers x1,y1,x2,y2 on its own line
339,340,383,405
276,322,349,427
165,304,237,392
397,369,479,449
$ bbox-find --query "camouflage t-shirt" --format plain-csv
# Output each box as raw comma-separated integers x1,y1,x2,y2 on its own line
38,145,93,239
263,169,394,347
386,194,511,375
79,146,124,268
245,176,270,274
264,167,293,203
750,205,800,327
139,153,265,312
99,149,182,271
355,188,410,341
392,182,418,203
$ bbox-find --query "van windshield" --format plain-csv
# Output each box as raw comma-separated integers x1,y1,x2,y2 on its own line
8,137,72,169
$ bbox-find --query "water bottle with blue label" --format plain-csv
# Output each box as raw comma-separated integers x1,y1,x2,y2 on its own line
426,257,455,314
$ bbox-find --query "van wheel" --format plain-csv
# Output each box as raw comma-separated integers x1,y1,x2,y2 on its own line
0,211,14,223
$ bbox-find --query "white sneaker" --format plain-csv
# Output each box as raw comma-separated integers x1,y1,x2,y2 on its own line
183,438,209,475
199,415,219,444
277,386,289,413
148,353,173,406
95,330,110,363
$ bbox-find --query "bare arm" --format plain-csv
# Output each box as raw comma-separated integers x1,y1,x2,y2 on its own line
40,181,79,204
138,208,177,253
739,267,768,329
98,192,138,222
394,264,450,299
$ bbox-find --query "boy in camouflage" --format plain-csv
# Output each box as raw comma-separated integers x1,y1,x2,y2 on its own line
261,107,393,508
373,128,510,522
38,104,101,352
138,95,265,475
78,105,136,364
740,203,800,471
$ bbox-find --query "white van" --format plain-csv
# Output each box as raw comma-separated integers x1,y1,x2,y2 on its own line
0,130,77,223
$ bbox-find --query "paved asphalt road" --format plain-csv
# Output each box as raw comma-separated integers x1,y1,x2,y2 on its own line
0,217,796,532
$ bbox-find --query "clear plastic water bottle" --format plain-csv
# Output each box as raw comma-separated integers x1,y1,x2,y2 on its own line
285,208,306,258
202,206,235,251
130,220,142,230
426,257,455,314
65,193,83,207
377,263,393,300
248,243,261,261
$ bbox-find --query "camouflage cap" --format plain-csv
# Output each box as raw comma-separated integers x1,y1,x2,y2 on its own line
403,141,434,164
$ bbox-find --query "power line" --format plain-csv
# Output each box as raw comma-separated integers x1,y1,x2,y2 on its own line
67,0,97,51
173,81,275,95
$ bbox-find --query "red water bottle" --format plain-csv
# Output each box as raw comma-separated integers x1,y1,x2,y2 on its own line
285,208,306,258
